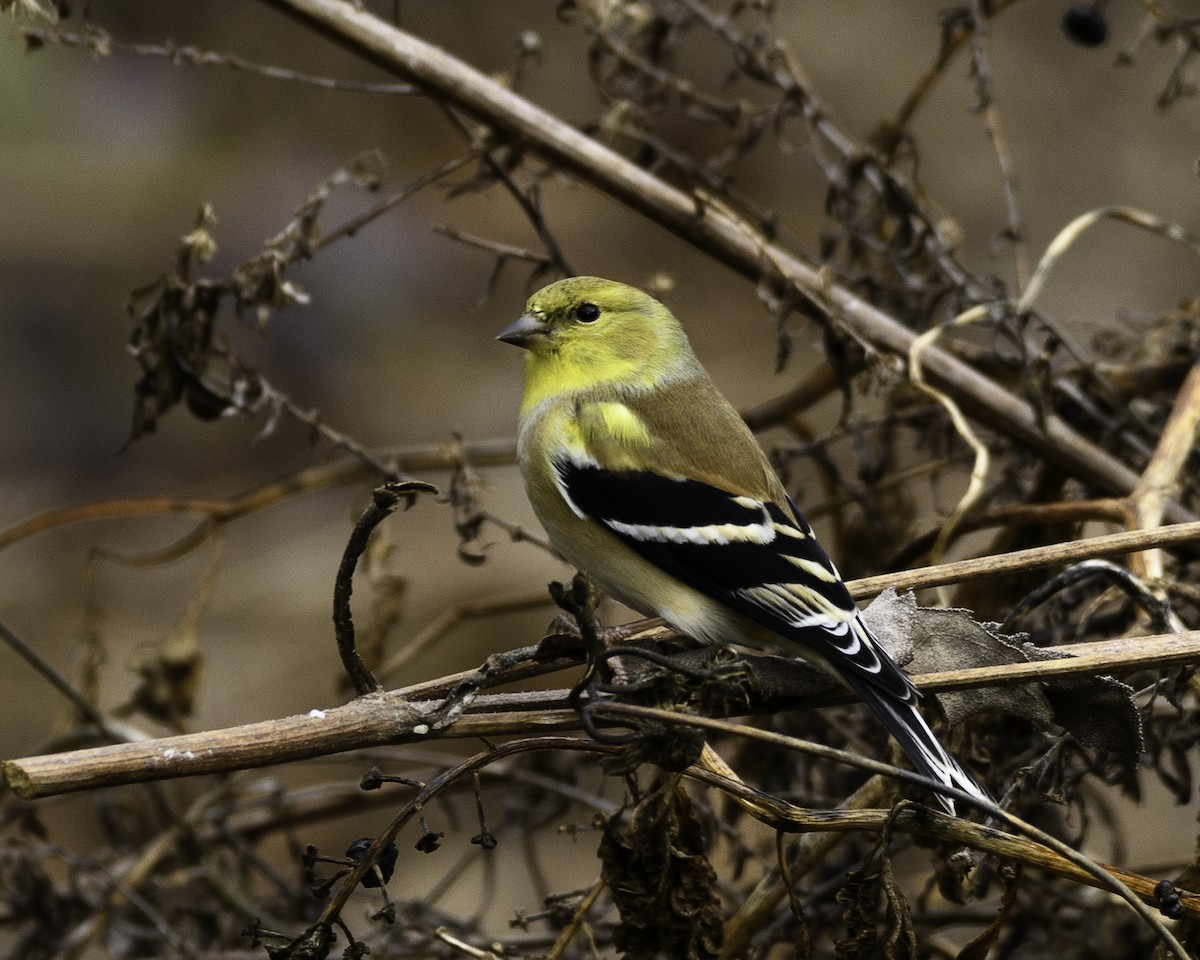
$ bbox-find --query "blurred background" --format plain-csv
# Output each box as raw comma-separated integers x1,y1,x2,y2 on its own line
1,0,1198,938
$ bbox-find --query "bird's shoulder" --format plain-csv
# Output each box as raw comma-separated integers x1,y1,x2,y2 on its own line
565,374,789,508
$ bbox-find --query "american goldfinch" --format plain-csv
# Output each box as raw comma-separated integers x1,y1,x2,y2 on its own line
498,276,985,813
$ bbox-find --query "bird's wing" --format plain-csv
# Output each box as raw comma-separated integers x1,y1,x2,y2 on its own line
552,453,916,704
559,391,986,812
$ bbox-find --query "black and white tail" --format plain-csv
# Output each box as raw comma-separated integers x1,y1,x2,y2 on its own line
841,670,989,815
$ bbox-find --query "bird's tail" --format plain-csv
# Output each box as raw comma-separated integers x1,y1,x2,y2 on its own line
841,673,989,816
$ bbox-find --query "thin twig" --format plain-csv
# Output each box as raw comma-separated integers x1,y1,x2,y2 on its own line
1128,361,1200,581
693,756,1200,921
544,879,605,960
432,224,552,268
376,589,553,683
721,777,886,958
912,631,1200,692
848,520,1200,598
23,25,420,94
907,303,993,585
438,104,576,278
1017,206,1200,316
599,704,1189,956
968,0,1030,289
303,738,611,944
0,620,110,733
0,438,518,554
333,481,438,694
310,145,491,254
887,2,1020,141
886,497,1131,571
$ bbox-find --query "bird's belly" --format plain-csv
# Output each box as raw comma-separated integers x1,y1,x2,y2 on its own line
524,471,733,643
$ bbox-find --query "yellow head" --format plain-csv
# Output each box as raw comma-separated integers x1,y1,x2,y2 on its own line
497,277,701,414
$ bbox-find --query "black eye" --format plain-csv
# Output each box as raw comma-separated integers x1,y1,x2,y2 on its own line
575,302,601,323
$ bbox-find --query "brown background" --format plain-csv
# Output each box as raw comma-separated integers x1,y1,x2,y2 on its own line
1,0,1198,906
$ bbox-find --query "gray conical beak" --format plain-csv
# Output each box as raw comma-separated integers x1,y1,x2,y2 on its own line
496,313,548,349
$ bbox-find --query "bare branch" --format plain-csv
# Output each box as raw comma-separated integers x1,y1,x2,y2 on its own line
23,24,420,94
254,0,1196,521
7,628,1197,800
849,520,1200,598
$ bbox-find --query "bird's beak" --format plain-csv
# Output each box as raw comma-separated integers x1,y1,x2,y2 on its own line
496,313,548,349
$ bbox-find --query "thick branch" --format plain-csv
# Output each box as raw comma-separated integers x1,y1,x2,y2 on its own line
257,0,1192,520
6,629,1198,801
0,697,577,800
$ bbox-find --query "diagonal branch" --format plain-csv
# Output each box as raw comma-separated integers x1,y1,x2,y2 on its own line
256,0,1193,522
848,520,1200,598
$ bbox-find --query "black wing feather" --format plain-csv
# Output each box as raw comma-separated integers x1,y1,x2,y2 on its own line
556,458,912,701
557,456,988,812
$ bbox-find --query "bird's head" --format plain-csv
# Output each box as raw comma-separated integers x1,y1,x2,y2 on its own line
497,277,700,407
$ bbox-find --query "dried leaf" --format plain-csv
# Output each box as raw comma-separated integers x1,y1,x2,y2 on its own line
879,838,917,960
599,780,723,960
956,864,1021,960
862,590,1143,765
835,867,880,958
864,591,1053,727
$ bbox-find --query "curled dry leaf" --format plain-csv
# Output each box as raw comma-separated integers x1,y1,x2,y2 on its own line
598,779,724,960
864,590,1143,766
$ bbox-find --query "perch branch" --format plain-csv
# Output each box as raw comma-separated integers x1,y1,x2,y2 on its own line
6,630,1199,801
8,520,1200,800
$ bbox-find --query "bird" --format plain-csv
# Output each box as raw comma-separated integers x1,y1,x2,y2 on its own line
497,276,986,814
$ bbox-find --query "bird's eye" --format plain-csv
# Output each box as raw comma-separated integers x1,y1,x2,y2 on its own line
575,302,601,323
